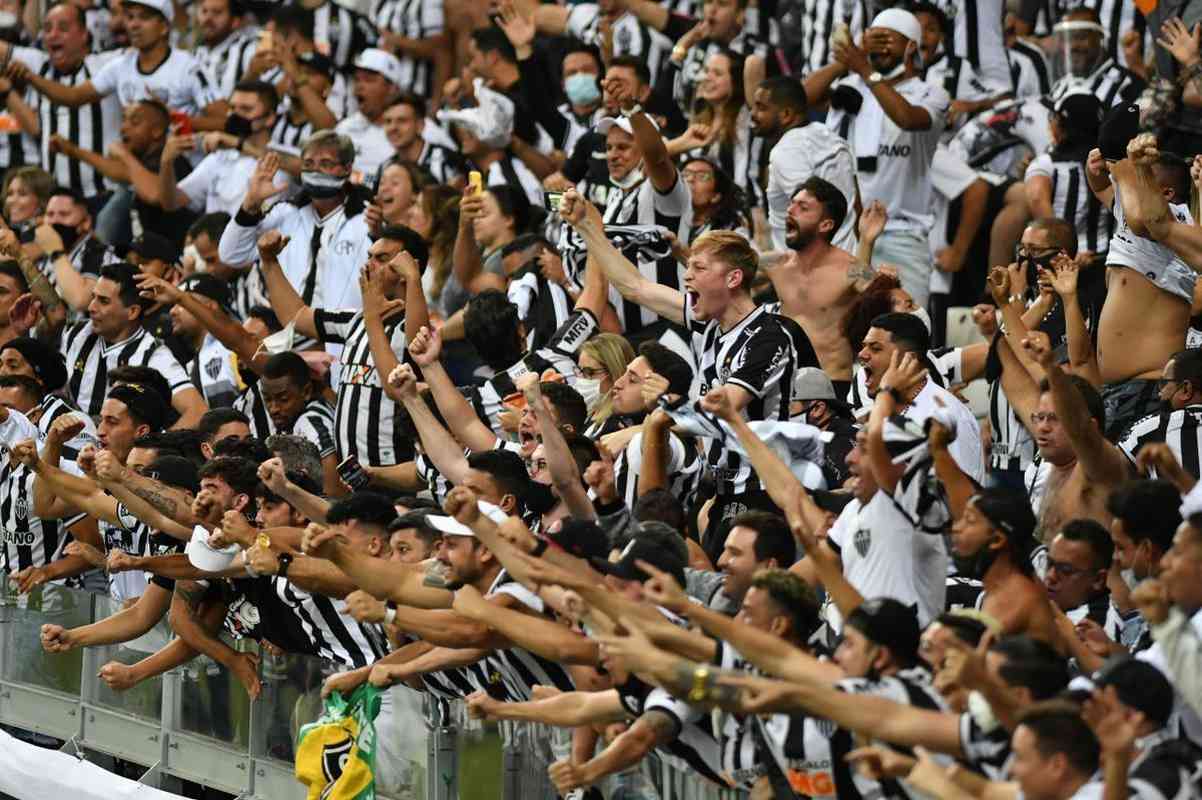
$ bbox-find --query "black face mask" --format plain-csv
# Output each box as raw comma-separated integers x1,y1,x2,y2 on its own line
525,481,558,516
224,113,256,138
952,542,1000,581
52,223,80,250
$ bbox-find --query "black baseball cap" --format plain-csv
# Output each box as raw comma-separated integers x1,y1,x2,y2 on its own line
811,489,856,515
845,598,921,666
545,518,610,561
590,537,687,589
1,336,67,391
297,51,336,80
179,273,233,315
1098,103,1141,161
131,231,181,265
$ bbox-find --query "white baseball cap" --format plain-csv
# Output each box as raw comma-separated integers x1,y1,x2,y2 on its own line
870,8,922,44
354,48,404,88
597,114,660,137
126,0,173,23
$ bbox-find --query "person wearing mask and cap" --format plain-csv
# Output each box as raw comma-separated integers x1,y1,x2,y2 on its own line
30,187,122,314
804,8,950,311
158,81,282,218
219,130,374,312
337,48,404,181
5,0,225,131
790,366,858,488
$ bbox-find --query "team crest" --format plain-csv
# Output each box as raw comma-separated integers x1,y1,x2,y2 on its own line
14,494,26,521
853,528,871,557
204,357,223,381
319,737,354,800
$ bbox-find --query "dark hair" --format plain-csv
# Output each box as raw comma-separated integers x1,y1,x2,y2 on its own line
247,305,282,333
198,456,261,498
0,261,29,294
638,341,693,397
750,568,821,642
213,436,271,463
197,408,250,441
563,431,600,474
1093,656,1175,727
391,92,427,118
49,185,88,211
1155,152,1192,203
757,75,807,114
379,224,430,271
326,491,398,529
869,312,931,355
256,468,321,505
730,511,796,568
682,156,751,232
1169,347,1202,387
1016,702,1100,778
1027,217,1079,258
971,488,1039,573
464,290,522,369
484,184,530,235
562,42,604,74
500,232,550,260
99,262,149,311
109,365,173,414
607,55,652,86
842,273,902,352
990,635,1070,699
909,1,951,36
471,26,517,63
1037,373,1105,431
542,382,588,434
466,449,530,507
132,429,207,466
136,98,171,133
633,488,686,533
270,5,315,40
188,212,232,243
232,80,280,114
933,612,988,648
1106,479,1181,553
263,351,311,390
793,176,848,240
0,373,40,404
1057,518,1114,570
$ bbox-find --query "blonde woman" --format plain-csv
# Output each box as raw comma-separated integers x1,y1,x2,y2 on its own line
580,333,636,435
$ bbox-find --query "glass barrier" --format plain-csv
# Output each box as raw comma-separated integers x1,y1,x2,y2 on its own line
0,579,739,799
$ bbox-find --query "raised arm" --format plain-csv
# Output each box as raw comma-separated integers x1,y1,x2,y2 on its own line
559,189,684,324
836,38,935,130
1050,255,1100,386
256,229,317,339
302,524,454,609
10,60,101,107
453,585,600,664
384,364,472,484
526,379,596,520
156,135,194,211
407,326,498,453
258,458,330,523
467,687,627,727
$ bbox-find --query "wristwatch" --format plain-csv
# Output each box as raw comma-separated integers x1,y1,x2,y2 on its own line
867,71,884,84
881,385,903,404
620,103,643,119
277,552,294,578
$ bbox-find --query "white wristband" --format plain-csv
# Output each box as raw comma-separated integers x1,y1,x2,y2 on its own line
385,607,397,625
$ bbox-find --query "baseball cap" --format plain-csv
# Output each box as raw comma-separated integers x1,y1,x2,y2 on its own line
1098,103,1141,161
545,518,610,561
179,273,233,315
589,537,687,589
125,0,173,23
870,8,922,44
1051,91,1103,133
597,115,660,138
131,231,180,265
792,367,837,402
425,515,475,537
845,597,921,665
107,382,169,432
354,49,404,88
297,51,336,80
1,336,67,391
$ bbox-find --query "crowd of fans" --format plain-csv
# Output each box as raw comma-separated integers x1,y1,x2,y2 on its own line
0,0,1201,795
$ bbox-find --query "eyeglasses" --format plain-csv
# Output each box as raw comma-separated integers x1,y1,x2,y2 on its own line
682,170,716,182
1030,412,1059,425
1014,244,1059,263
575,366,608,380
1045,558,1096,578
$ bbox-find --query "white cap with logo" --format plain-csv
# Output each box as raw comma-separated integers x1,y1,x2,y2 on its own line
354,48,405,88
126,0,174,23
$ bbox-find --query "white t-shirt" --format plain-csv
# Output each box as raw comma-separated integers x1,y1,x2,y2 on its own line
335,112,394,180
178,148,260,216
825,491,948,632
766,123,858,253
908,378,985,483
90,47,216,113
825,75,949,234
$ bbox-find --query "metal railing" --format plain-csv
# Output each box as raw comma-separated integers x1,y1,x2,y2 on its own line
0,579,743,799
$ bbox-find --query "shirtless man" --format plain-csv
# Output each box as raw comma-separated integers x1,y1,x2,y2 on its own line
761,177,878,391
1003,329,1130,540
1085,112,1196,438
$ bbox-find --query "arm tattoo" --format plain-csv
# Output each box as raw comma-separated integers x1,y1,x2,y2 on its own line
847,260,878,285
174,580,205,618
131,480,181,518
642,709,681,744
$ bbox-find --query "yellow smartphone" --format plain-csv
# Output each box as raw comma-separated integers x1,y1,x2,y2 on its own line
468,170,483,195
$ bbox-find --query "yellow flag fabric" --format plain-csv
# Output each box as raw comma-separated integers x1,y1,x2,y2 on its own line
295,684,381,800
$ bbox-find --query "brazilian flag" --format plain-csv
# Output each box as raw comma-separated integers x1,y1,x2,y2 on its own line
295,684,382,800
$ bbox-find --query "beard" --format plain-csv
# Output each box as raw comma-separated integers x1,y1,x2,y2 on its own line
952,543,1000,581
786,220,816,251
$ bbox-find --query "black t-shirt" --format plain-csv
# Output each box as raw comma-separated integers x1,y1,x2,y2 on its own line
133,151,199,249
220,576,320,656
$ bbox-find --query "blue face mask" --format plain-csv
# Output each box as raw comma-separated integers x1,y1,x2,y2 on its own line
564,73,601,107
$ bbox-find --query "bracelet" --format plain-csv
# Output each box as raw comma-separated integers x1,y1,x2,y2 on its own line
687,665,711,703
1007,294,1024,306
620,103,643,119
385,607,397,625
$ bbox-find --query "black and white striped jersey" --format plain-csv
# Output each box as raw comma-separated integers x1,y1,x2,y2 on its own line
61,322,193,417
690,302,798,495
1009,40,1052,100
1118,406,1202,477
416,140,465,186
1025,154,1113,254
612,676,727,786
414,451,453,506
1066,592,1125,642
1119,729,1202,800
314,2,379,71
371,0,444,99
36,394,98,467
234,380,271,439
958,711,1012,780
466,309,598,431
38,234,121,299
803,0,869,73
314,308,412,466
484,155,543,208
758,667,947,799
1049,0,1146,66
269,112,315,156
612,429,701,512
926,0,1010,94
988,376,1037,473
674,32,769,111
187,335,239,410
565,5,674,82
195,28,259,100
103,504,154,603
0,409,62,575
19,50,122,198
1048,58,1144,109
481,570,576,701
288,399,339,459
508,271,574,354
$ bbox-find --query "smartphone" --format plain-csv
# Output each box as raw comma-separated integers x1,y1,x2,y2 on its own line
337,455,370,491
544,192,563,213
468,170,483,195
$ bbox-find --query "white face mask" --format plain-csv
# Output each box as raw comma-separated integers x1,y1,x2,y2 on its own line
911,306,932,334
574,377,604,410
1120,567,1139,592
183,243,207,274
0,11,18,28
612,165,645,190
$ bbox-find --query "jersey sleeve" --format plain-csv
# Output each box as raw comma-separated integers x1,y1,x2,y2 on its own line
313,309,361,344
1024,153,1053,180
726,322,793,401
294,411,337,458
544,308,597,357
565,3,600,40
648,170,691,219
149,346,194,394
643,686,701,732
89,54,124,97
177,153,217,212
